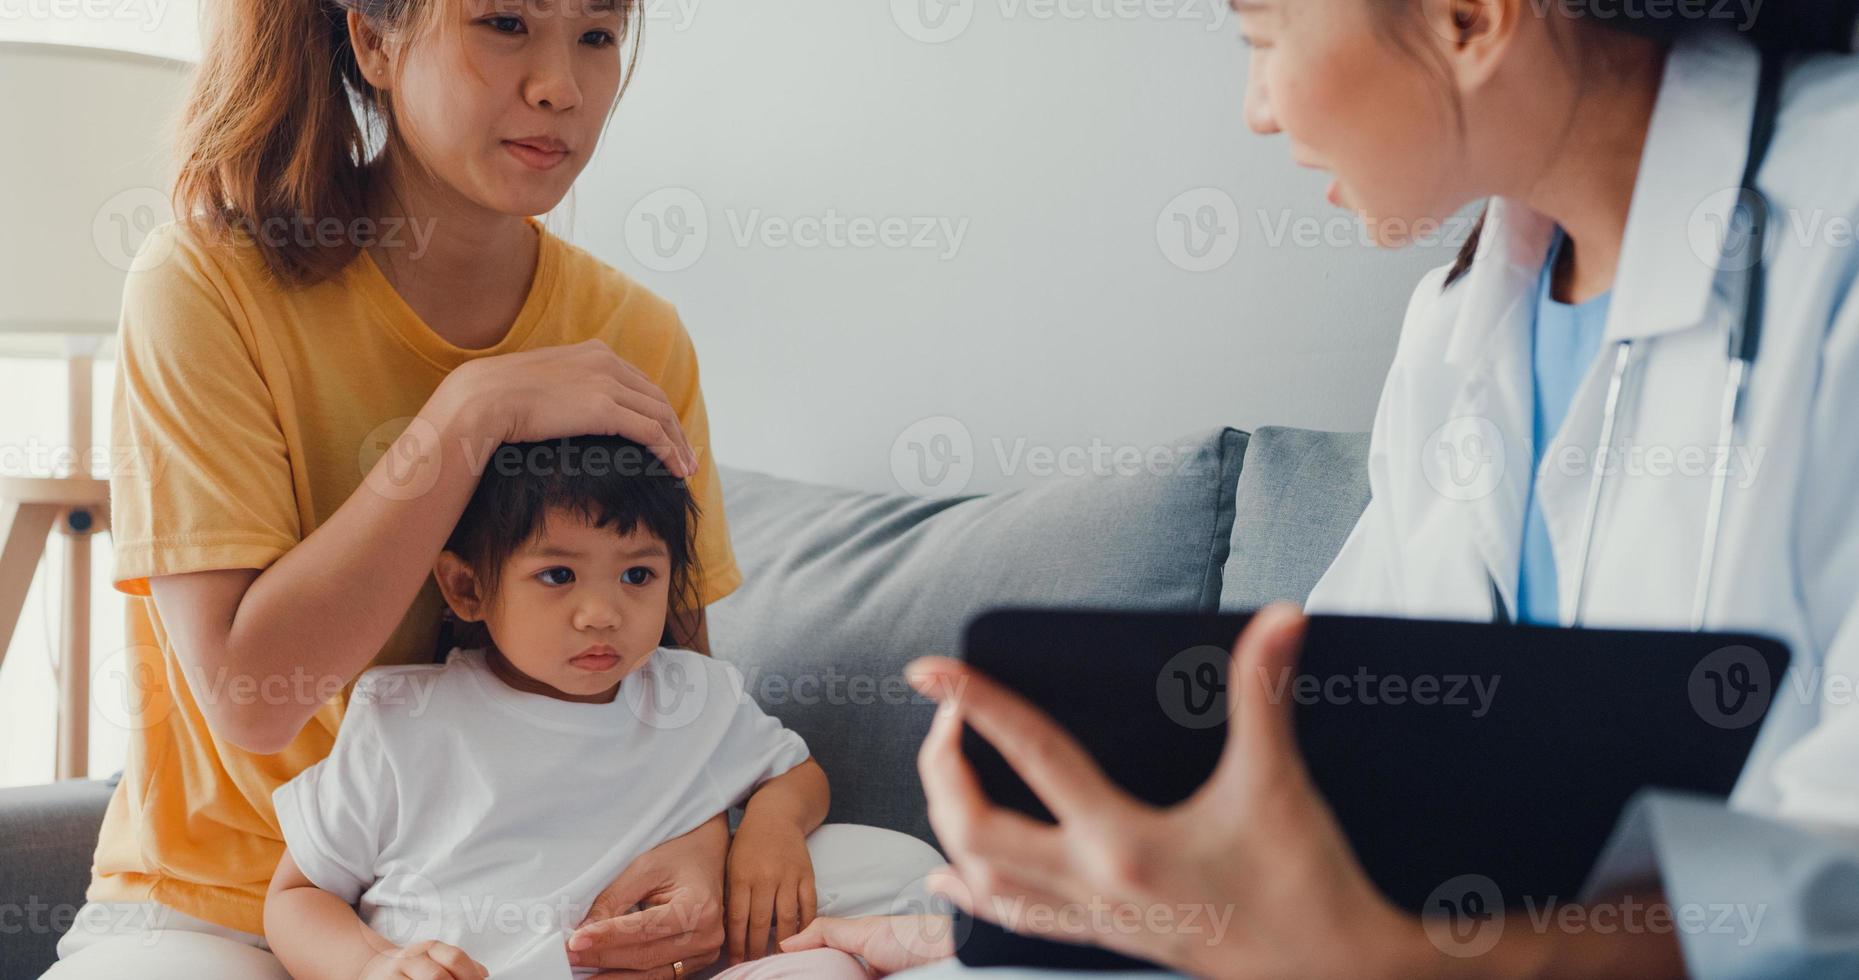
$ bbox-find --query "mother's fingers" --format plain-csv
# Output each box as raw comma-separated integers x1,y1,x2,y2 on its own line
588,944,718,980
570,903,722,972
589,378,696,478
563,341,696,477
571,936,709,974
574,338,668,402
908,657,1139,825
588,400,697,481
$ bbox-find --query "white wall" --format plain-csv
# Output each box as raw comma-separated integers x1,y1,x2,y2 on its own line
0,1,1470,785
553,0,1462,496
0,0,199,61
0,0,1465,500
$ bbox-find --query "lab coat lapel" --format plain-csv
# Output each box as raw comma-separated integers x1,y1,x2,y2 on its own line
1440,199,1557,621
1533,32,1761,626
1604,31,1763,347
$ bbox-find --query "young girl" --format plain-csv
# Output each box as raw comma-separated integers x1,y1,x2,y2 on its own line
266,435,936,980
52,0,842,976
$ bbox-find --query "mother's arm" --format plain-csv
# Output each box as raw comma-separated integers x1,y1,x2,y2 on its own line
153,343,696,754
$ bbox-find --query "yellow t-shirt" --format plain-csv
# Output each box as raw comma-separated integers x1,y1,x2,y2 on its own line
92,218,741,936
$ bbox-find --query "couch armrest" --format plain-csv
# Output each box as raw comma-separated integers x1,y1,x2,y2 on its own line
0,776,116,979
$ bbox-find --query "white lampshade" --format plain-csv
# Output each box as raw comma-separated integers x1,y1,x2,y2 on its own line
0,41,193,358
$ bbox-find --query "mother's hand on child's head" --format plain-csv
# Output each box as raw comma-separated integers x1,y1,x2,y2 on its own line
566,812,730,979
436,338,700,478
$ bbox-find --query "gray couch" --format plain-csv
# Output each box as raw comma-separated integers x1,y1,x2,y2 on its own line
0,426,1370,979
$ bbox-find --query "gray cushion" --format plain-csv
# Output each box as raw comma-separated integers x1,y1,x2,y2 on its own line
708,427,1247,845
0,776,116,979
1218,426,1372,611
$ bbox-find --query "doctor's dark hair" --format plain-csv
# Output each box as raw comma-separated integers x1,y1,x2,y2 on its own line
171,0,642,287
437,434,702,656
1382,0,1735,290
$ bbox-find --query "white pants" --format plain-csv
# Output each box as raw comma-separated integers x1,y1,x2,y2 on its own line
42,823,946,979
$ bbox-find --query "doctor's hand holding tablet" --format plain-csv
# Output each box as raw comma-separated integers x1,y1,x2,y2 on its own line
793,2,1859,978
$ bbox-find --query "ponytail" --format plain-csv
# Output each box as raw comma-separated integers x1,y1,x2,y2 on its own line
172,0,403,287
1442,206,1484,291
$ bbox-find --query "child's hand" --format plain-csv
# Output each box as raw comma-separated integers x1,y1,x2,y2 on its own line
359,940,489,980
725,814,818,963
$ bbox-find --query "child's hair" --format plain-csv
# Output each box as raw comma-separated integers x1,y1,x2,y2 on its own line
438,434,702,656
172,0,641,287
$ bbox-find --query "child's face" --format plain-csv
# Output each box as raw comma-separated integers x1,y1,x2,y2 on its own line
452,509,672,701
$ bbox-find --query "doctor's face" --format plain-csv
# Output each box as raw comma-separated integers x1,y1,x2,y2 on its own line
1235,0,1469,245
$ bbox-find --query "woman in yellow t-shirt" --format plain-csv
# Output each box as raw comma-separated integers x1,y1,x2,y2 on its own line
43,0,779,976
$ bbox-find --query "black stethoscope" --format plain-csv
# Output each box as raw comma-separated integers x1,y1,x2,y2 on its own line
1561,51,1788,630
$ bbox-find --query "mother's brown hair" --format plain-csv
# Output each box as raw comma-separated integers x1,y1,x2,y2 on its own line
172,0,639,287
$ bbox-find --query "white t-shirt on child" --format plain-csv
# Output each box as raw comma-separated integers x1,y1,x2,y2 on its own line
273,646,811,979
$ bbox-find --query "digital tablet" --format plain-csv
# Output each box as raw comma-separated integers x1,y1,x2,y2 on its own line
952,609,1790,971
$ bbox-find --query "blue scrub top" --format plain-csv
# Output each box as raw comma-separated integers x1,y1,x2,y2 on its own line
1519,228,1612,625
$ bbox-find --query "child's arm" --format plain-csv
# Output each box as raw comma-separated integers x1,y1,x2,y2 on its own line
267,848,489,980
741,756,829,837
725,757,831,962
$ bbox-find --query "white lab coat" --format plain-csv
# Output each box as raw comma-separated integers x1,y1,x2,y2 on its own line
1305,30,1859,979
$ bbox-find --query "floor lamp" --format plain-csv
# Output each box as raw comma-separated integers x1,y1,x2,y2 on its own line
0,41,192,779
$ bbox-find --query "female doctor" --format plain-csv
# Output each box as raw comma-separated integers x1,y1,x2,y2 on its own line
780,0,1859,977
